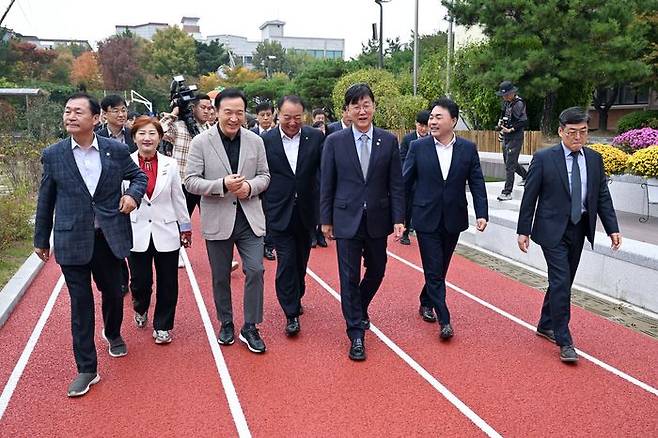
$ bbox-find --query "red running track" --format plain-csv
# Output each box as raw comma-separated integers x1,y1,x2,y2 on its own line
0,219,657,437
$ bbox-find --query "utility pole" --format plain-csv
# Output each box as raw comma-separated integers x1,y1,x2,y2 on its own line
413,0,419,95
374,0,391,69
0,0,17,27
445,1,455,97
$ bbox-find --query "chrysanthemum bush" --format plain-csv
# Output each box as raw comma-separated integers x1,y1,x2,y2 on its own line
588,144,629,175
627,146,658,179
612,127,658,153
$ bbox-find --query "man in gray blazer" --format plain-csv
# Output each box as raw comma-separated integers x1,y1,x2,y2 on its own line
34,93,147,397
185,88,271,353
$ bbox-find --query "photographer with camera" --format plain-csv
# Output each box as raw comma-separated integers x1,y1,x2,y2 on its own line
495,81,528,201
160,76,213,217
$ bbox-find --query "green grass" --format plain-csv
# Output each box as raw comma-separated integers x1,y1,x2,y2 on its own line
0,238,34,292
485,176,505,182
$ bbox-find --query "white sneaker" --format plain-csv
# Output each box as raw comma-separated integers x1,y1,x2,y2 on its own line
497,193,513,201
231,260,239,272
153,330,172,344
134,312,147,329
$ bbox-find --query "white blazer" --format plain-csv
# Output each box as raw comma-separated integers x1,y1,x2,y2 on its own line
125,152,191,253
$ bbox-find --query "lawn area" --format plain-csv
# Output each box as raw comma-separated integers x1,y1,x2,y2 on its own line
0,238,34,291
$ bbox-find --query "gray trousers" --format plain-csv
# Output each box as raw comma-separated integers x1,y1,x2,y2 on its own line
502,134,527,194
205,209,265,326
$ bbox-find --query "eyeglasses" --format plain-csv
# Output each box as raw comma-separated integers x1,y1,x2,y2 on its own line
563,128,588,138
107,108,128,115
349,103,374,112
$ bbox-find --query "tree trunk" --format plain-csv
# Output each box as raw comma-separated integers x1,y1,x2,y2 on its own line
593,85,620,132
541,91,557,135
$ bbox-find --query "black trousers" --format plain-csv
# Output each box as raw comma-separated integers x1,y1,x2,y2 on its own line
335,214,387,340
539,217,588,347
416,223,460,326
271,206,312,318
128,238,180,331
502,135,527,194
61,230,124,374
182,184,201,217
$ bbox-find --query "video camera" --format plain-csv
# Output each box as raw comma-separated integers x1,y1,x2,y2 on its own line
169,75,201,138
495,116,511,142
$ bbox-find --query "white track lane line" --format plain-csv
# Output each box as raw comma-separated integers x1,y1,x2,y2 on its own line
306,268,503,438
0,274,65,419
386,249,658,398
181,249,252,438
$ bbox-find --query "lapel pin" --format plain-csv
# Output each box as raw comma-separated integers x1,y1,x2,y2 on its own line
106,152,110,156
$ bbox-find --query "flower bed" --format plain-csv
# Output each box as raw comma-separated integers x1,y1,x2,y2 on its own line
612,127,658,153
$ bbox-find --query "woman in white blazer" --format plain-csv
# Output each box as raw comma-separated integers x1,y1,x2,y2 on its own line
126,116,191,344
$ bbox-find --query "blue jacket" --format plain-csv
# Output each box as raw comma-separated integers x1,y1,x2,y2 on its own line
320,126,405,239
403,135,488,234
34,136,147,265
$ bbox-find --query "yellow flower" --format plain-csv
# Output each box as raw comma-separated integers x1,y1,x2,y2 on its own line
627,145,658,178
587,144,629,175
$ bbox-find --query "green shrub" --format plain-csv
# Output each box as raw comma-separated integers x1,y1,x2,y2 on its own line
0,188,34,252
617,110,658,134
332,68,400,125
378,95,428,131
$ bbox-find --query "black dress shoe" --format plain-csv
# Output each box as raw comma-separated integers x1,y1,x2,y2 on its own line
285,317,300,336
559,345,578,363
218,322,235,345
239,326,266,353
536,327,556,343
316,233,328,247
400,233,411,245
419,306,437,323
349,338,366,361
264,248,276,261
439,323,454,340
360,318,370,330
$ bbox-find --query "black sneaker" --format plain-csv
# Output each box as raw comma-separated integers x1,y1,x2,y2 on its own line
218,322,235,345
239,326,266,353
536,327,556,343
102,330,127,357
439,324,454,340
264,248,276,261
559,345,579,363
419,306,437,323
67,373,100,397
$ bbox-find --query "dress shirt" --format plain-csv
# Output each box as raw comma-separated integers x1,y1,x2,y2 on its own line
71,135,102,197
434,133,456,179
562,142,587,213
341,120,350,130
138,154,158,199
258,126,272,135
107,125,126,143
352,124,374,164
280,127,301,174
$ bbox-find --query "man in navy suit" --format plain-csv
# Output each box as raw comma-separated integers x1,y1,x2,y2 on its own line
517,107,621,363
321,83,405,361
403,97,488,340
326,104,351,135
398,109,430,246
262,96,323,336
34,93,147,397
97,95,137,153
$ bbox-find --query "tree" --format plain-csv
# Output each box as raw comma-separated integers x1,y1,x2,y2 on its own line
144,26,197,78
252,40,288,76
97,33,146,90
294,59,349,117
47,47,74,84
198,72,222,93
8,40,57,81
195,40,229,76
218,66,264,88
243,74,295,109
446,0,654,133
70,51,103,90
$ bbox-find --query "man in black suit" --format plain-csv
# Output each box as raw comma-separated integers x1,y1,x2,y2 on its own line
97,95,137,153
263,96,323,336
34,93,146,397
326,104,351,135
251,101,276,260
321,83,405,361
403,97,488,340
399,109,430,245
517,107,621,363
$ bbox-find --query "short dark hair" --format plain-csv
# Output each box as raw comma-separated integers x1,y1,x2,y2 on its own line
559,107,590,127
428,97,459,120
130,116,164,139
278,95,306,111
194,94,211,105
312,121,325,129
67,92,101,116
215,88,247,110
128,111,139,119
100,94,127,111
344,83,375,108
255,101,274,114
312,108,325,118
416,110,430,125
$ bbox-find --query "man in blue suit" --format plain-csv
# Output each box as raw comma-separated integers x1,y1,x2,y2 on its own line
321,83,405,361
517,107,621,363
34,93,147,397
262,96,324,336
326,104,351,135
403,97,488,340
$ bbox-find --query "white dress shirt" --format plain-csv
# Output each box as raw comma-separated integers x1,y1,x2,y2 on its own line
280,127,301,174
434,133,456,179
71,135,101,196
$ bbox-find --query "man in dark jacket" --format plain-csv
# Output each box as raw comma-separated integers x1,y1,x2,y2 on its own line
496,81,528,201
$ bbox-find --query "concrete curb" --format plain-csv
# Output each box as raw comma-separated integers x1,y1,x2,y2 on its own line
0,252,45,329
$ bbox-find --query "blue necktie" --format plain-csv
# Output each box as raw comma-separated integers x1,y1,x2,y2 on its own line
570,151,582,224
359,133,370,178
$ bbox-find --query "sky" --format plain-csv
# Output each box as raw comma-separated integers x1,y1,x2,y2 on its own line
1,0,450,57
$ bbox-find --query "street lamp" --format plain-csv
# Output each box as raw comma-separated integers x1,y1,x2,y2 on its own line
374,0,392,69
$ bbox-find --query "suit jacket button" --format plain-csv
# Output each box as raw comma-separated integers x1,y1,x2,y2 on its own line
148,219,152,223
233,201,237,205
147,202,151,206
91,201,95,206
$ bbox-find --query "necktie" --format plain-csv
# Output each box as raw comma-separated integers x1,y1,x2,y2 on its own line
570,151,582,224
359,133,370,179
